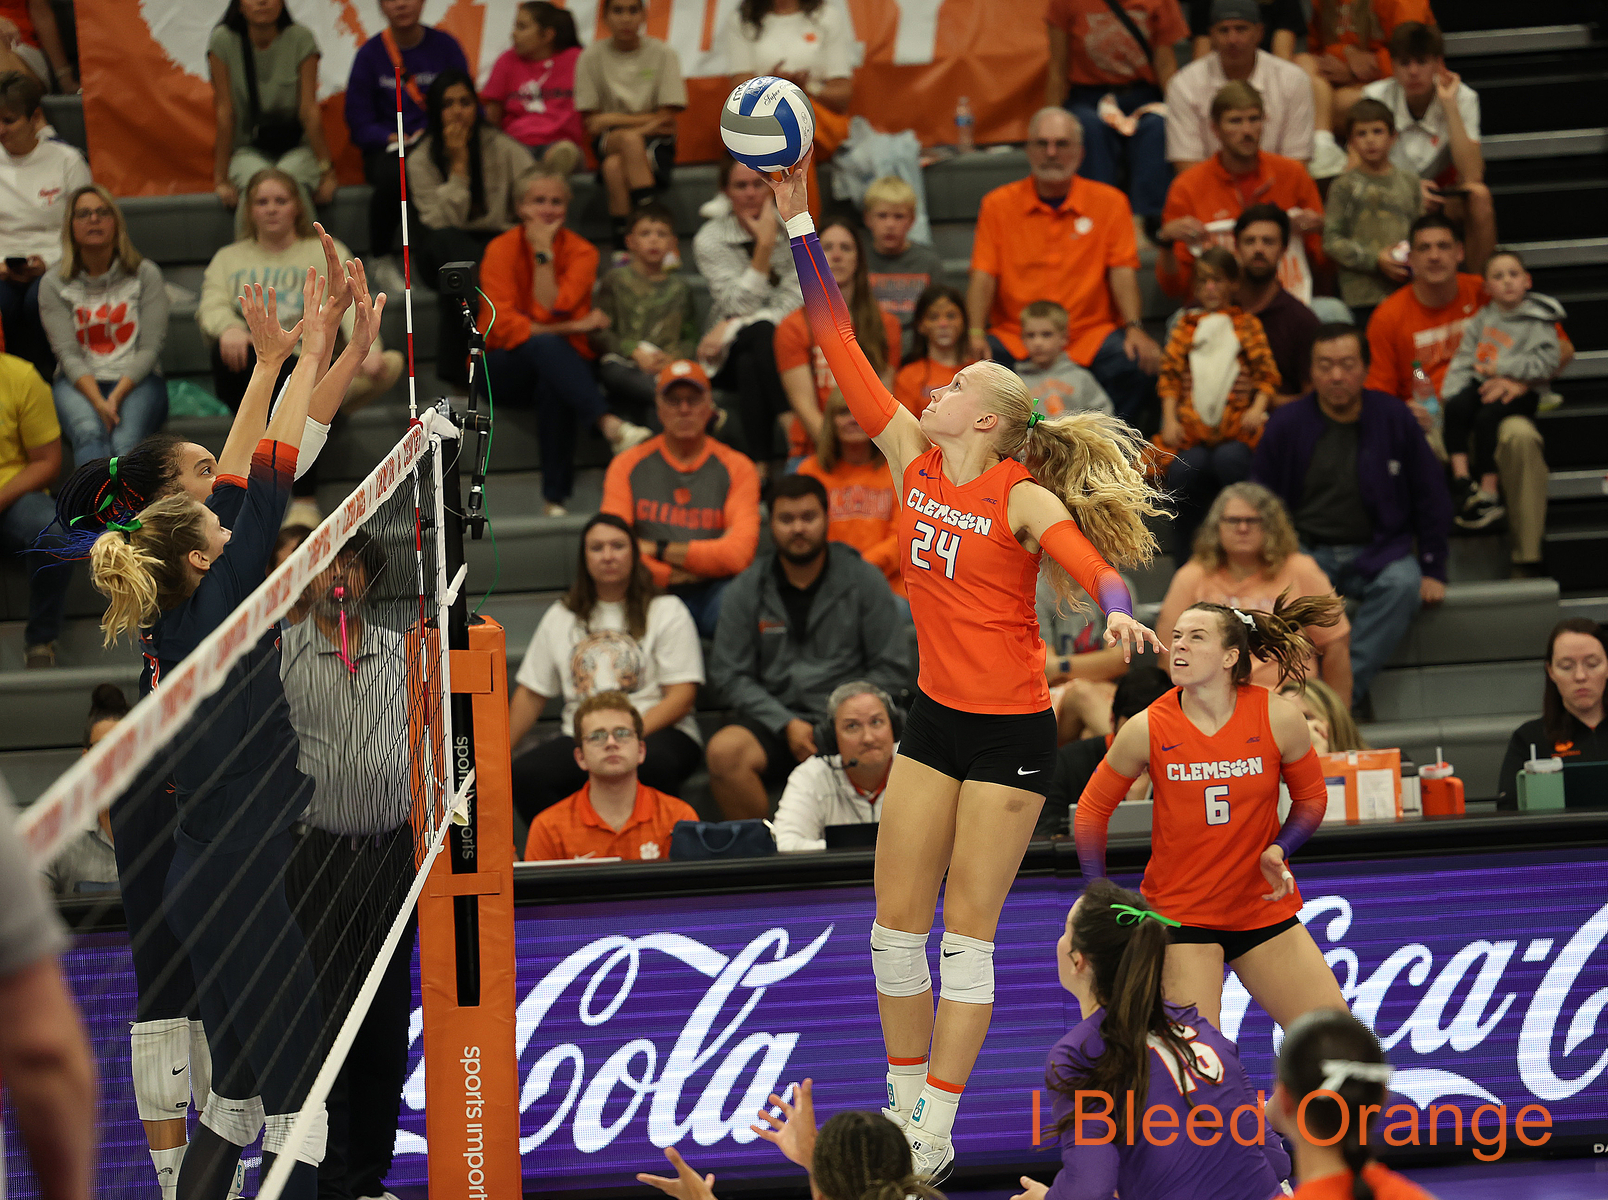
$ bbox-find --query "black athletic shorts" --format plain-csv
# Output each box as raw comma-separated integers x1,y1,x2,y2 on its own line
899,688,1058,788
592,132,677,189
1170,915,1301,962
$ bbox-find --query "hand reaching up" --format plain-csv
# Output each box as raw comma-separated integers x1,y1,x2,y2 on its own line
750,1078,816,1170
346,259,388,358
240,282,304,370
297,268,335,365
314,222,353,337
759,149,811,223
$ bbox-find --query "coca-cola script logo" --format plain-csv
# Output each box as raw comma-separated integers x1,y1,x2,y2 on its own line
399,927,831,1156
1222,894,1608,1106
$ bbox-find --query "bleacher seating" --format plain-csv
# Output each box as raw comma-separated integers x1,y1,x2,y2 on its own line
2,7,1605,820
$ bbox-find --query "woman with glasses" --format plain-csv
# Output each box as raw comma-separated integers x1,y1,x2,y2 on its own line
1157,482,1352,706
1010,877,1291,1200
508,512,705,824
40,185,170,465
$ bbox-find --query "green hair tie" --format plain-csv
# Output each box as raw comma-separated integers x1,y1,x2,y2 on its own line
106,517,141,535
1027,407,1043,430
1110,902,1180,929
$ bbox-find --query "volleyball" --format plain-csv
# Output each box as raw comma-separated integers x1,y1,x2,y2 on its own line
719,75,816,172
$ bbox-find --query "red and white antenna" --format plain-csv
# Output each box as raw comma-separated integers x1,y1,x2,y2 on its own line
395,67,418,419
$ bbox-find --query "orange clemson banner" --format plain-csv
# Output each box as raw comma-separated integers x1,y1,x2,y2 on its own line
80,0,1051,198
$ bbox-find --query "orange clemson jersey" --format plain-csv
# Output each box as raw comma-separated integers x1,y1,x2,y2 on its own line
1145,685,1302,930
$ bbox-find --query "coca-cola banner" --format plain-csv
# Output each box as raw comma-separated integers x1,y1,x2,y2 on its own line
7,848,1608,1195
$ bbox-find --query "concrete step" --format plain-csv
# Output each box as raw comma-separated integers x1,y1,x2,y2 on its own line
1539,404,1608,468
0,611,140,673
0,747,79,808
0,662,142,751
1359,714,1524,802
1368,660,1543,723
1544,527,1608,593
1382,577,1560,667
1445,25,1599,57
1484,128,1608,163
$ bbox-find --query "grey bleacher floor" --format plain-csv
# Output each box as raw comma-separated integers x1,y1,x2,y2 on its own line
6,15,1607,815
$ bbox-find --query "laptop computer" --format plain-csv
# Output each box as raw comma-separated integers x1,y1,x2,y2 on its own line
1563,761,1608,809
824,823,879,849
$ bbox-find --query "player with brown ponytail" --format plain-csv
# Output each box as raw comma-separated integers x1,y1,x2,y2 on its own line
1012,878,1290,1200
1272,1009,1436,1200
1076,591,1350,1036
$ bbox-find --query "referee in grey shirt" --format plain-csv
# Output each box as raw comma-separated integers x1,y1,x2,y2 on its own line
0,784,95,1200
279,530,415,1200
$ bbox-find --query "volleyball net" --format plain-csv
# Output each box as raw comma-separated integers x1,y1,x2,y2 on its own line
17,408,461,1199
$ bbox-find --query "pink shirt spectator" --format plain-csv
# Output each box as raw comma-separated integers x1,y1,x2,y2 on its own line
1164,49,1315,164
1157,553,1349,690
483,45,586,148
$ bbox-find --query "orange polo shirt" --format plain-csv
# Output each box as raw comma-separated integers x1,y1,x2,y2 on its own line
1364,273,1487,399
1159,150,1326,298
475,225,599,358
971,175,1140,364
523,781,699,863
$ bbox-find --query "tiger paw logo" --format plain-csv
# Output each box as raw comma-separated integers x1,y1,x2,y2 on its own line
674,487,692,506
75,303,134,354
639,841,661,860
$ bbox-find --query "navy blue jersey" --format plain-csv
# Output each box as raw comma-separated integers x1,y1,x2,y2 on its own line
1046,1002,1289,1200
146,441,312,851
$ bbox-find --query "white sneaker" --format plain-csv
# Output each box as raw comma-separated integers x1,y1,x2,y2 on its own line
608,419,653,454
543,501,569,518
904,1126,955,1185
881,1105,908,1130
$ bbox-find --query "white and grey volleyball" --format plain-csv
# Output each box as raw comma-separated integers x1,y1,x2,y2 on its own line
719,76,816,173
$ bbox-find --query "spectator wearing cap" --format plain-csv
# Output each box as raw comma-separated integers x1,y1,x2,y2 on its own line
1166,0,1323,175
601,360,761,638
772,680,899,852
967,107,1162,425
1155,81,1325,303
1361,22,1496,272
707,473,911,821
523,691,700,863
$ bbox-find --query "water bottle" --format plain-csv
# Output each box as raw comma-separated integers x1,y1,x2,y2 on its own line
1410,359,1441,426
954,96,975,154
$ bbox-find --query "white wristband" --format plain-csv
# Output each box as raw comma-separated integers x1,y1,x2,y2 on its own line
785,212,816,238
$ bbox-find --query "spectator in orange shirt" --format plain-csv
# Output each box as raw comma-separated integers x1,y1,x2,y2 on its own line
797,391,902,600
602,359,761,636
523,691,700,863
478,165,651,515
1302,0,1434,136
1156,81,1326,302
1043,0,1188,220
1365,214,1560,575
966,107,1162,426
774,217,901,468
892,283,969,418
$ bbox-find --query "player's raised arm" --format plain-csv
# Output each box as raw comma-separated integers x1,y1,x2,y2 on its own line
763,151,929,478
1073,710,1151,882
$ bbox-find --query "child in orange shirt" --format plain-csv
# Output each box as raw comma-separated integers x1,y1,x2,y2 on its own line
797,391,902,596
1154,248,1281,562
892,283,968,418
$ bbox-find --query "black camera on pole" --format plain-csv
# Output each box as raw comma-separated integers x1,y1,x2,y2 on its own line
441,261,488,540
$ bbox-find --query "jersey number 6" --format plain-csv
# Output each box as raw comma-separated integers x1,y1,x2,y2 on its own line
1205,785,1230,826
911,520,960,579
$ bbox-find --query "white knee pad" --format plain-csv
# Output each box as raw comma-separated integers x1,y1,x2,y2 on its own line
188,1019,212,1110
938,931,995,1005
130,1018,192,1121
201,1092,266,1147
263,1106,328,1167
870,922,932,998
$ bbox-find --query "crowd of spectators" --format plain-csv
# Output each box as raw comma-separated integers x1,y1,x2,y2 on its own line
0,0,1585,866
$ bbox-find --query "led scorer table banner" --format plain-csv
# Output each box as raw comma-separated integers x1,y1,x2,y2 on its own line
7,848,1607,1196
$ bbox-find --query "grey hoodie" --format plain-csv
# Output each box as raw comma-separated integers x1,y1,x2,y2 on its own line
1441,292,1567,399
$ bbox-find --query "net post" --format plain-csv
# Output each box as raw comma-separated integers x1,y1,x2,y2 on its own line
417,405,520,1197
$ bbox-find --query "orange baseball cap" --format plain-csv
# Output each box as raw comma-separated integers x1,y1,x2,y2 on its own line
656,359,711,397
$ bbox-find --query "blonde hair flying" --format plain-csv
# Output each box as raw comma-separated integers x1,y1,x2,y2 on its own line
969,360,1166,610
89,494,212,645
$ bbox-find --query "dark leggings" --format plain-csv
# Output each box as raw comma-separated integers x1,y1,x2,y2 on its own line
486,334,609,504
714,319,789,460
362,146,407,258
209,344,316,498
109,769,197,1022
285,825,416,1200
415,225,498,387
1442,382,1540,478
512,726,703,824
164,829,321,1116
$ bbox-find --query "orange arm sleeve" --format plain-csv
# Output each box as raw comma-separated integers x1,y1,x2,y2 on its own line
1073,758,1138,881
1038,520,1133,617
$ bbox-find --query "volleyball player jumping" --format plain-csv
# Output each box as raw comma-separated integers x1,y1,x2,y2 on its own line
765,154,1166,1179
1075,597,1348,1034
50,233,376,1199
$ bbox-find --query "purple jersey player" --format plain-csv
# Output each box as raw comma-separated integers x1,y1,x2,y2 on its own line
1014,879,1291,1200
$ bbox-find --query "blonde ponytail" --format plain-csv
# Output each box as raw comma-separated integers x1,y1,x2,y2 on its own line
972,361,1166,608
87,494,212,645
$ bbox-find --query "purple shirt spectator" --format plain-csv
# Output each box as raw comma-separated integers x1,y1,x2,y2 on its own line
1045,1002,1290,1200
344,27,470,152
